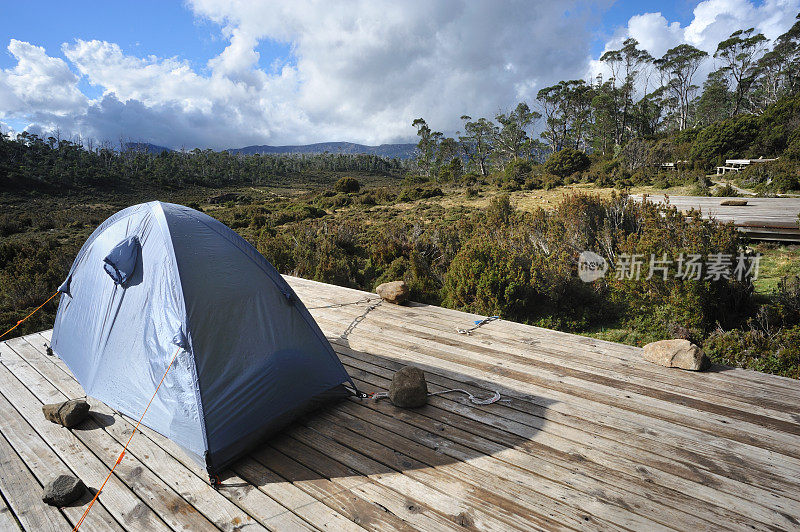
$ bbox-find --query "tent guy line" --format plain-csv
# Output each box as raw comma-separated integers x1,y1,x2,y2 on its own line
72,345,182,531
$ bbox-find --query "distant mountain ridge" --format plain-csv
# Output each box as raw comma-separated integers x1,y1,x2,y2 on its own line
230,142,417,159
124,141,417,159
124,142,171,154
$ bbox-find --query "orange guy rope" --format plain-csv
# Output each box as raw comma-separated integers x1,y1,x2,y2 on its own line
0,291,59,342
72,346,181,531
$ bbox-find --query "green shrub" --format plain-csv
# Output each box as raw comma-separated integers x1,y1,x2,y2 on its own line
739,160,800,192
713,183,739,197
690,114,759,165
543,148,590,177
540,173,564,189
272,204,326,225
396,187,444,203
704,325,800,379
443,234,537,320
438,158,464,182
315,193,352,209
608,199,751,334
785,135,800,161
334,176,360,193
503,159,532,185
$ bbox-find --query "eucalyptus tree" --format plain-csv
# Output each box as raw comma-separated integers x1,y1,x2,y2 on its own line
696,70,733,126
412,117,443,178
758,14,800,99
599,38,654,145
655,44,708,130
537,80,593,153
714,28,768,116
494,102,541,166
458,115,497,176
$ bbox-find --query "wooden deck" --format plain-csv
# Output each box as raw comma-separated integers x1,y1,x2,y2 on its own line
1,275,800,531
635,195,800,242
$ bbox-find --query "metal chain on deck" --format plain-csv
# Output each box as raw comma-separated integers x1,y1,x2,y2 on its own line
371,388,503,405
456,315,500,335
306,296,381,310
339,299,382,339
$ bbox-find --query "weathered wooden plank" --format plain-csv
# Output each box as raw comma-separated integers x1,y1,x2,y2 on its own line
300,281,800,422
0,343,194,532
233,456,367,532
317,402,780,532
287,422,599,532
338,348,800,508
0,431,69,532
256,442,442,532
338,349,800,511
267,434,577,532
295,276,800,412
6,336,264,532
23,333,336,532
339,369,796,530
0,391,124,532
288,275,800,395
307,309,800,462
353,293,800,415
0,489,22,532
326,325,800,486
291,275,800,423
339,350,799,501
636,195,800,229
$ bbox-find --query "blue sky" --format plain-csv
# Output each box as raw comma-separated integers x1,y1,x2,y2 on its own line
0,1,694,71
589,0,698,55
0,0,796,148
0,2,295,93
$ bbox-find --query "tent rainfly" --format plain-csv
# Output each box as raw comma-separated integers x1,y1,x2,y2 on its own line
51,201,356,478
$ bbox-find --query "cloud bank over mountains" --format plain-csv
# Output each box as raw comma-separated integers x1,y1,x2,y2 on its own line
1,0,798,149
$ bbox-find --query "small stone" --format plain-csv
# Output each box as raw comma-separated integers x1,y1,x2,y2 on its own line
389,366,428,408
375,281,410,304
720,199,748,206
42,399,90,428
643,339,709,371
42,474,85,507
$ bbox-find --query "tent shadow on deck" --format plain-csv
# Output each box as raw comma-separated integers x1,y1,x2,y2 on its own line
223,342,557,486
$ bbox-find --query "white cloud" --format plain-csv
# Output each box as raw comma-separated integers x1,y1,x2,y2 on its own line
0,40,86,118
0,121,17,138
1,1,595,148
2,0,798,149
590,0,800,83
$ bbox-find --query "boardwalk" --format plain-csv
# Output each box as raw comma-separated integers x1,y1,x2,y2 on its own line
635,195,800,241
1,275,799,530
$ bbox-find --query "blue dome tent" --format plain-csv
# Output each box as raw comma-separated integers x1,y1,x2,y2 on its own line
51,201,356,479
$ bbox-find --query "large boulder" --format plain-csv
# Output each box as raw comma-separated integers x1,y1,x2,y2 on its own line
376,281,409,304
720,199,748,206
388,366,428,408
42,474,85,507
42,399,90,428
643,339,709,371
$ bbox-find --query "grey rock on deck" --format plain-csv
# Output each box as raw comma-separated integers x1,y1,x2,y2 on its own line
0,275,799,530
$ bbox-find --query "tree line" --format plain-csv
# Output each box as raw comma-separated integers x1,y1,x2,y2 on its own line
412,14,800,177
0,131,406,189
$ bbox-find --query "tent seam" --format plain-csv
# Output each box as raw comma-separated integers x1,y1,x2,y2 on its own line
151,201,211,462
178,206,356,389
